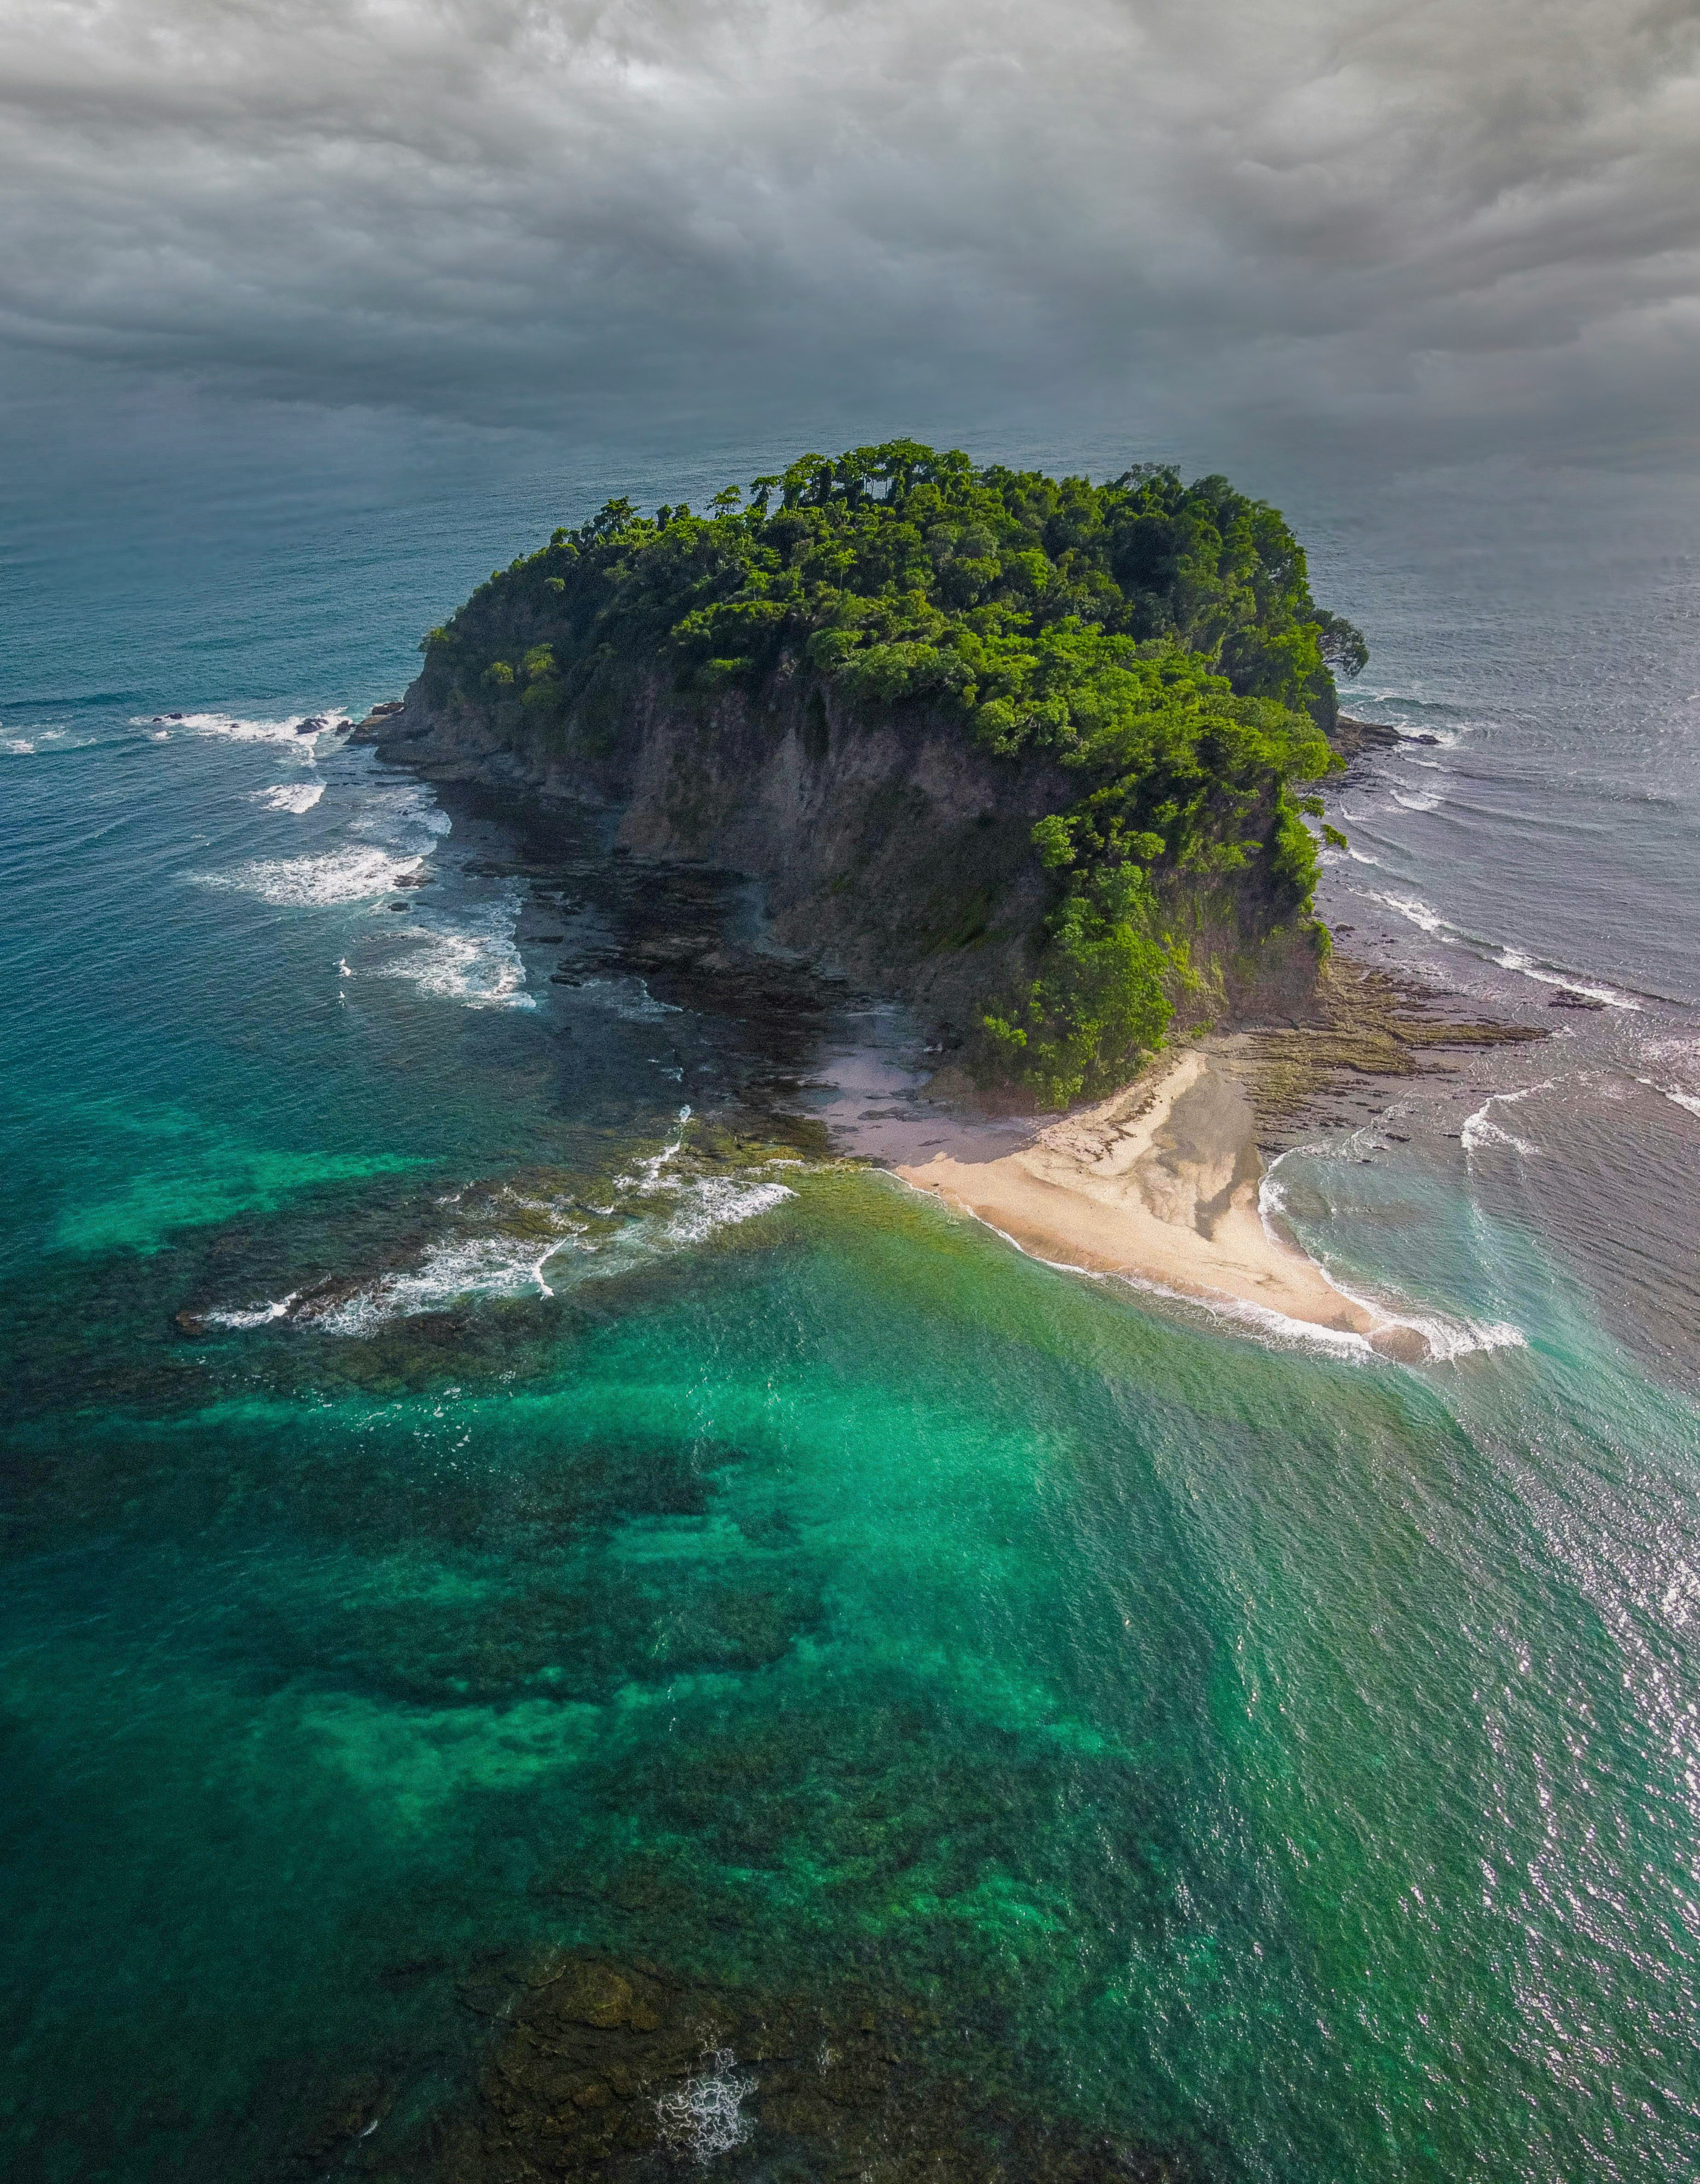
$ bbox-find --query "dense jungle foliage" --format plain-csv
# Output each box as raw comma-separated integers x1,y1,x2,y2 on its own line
419,442,1364,1105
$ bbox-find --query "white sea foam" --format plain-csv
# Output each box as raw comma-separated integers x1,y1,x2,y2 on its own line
314,1227,584,1336
255,781,325,813
1216,1284,1522,1365
193,845,426,905
1391,787,1445,813
1396,1313,1526,1362
663,1176,795,1244
204,1293,299,1329
353,778,451,847
1637,1076,1700,1118
1373,890,1451,936
572,976,684,1020
1360,884,1643,1010
3,737,35,755
614,1108,691,1192
1487,947,1639,1010
1461,1082,1549,1158
376,894,536,1010
1252,1150,1528,1363
272,1099,793,1337
655,2050,755,2163
177,709,344,746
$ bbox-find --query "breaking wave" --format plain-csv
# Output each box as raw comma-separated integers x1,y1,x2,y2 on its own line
168,709,344,746
207,1109,798,1340
255,781,325,813
1372,890,1450,935
313,1228,579,1336
1460,1083,1549,1158
663,1177,795,1244
571,976,683,1021
1639,1077,1700,1119
373,893,536,1010
1361,891,1646,1008
204,1294,299,1329
352,777,451,849
192,845,426,905
1486,947,1640,1010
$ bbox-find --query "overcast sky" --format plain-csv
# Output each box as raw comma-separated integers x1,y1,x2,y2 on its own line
4,0,1698,470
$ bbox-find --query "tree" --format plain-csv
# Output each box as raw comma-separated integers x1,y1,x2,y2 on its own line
1313,610,1369,680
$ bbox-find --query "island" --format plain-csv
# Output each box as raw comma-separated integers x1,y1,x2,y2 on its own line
355,441,1528,1353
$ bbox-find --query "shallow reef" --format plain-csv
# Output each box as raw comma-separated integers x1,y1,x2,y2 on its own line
287,1951,1211,2184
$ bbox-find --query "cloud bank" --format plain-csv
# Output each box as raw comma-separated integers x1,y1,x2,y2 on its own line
3,0,1698,463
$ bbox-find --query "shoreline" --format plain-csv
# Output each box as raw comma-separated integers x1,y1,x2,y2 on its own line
881,958,1547,1364
892,1046,1432,1360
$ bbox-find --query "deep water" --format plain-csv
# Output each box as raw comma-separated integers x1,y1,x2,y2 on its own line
3,415,1700,2182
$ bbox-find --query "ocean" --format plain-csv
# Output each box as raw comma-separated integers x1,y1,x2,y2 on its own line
3,407,1699,2180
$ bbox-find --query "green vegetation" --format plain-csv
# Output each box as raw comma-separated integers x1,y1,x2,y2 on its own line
419,443,1363,1106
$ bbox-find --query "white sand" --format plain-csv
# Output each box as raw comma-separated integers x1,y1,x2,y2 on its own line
894,1050,1427,1358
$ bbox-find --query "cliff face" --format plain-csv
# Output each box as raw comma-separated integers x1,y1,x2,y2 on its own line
354,658,1326,1053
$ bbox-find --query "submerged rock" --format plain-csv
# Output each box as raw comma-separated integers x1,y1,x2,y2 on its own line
368,1950,1212,2184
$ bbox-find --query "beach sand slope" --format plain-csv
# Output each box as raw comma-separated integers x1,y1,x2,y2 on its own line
896,1051,1426,1359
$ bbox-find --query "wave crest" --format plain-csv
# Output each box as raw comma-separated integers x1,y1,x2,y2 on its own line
192,846,425,905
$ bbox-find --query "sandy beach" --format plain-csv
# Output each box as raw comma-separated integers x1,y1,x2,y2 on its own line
893,1049,1428,1359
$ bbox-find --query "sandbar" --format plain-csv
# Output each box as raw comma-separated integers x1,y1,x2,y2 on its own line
894,1049,1427,1359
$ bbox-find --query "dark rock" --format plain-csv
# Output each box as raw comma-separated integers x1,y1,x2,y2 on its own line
297,715,329,735
1213,956,1547,1148
1549,990,1607,1010
168,712,184,720
1335,715,1403,753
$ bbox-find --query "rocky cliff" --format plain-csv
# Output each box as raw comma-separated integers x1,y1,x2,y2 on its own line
353,657,1328,1061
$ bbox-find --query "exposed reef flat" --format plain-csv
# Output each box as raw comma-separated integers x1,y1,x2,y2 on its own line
1211,954,1548,1150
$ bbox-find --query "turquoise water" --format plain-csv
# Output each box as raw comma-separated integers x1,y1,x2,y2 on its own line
4,430,1700,2179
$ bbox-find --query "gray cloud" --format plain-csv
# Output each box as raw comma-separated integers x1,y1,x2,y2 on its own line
3,0,1697,463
